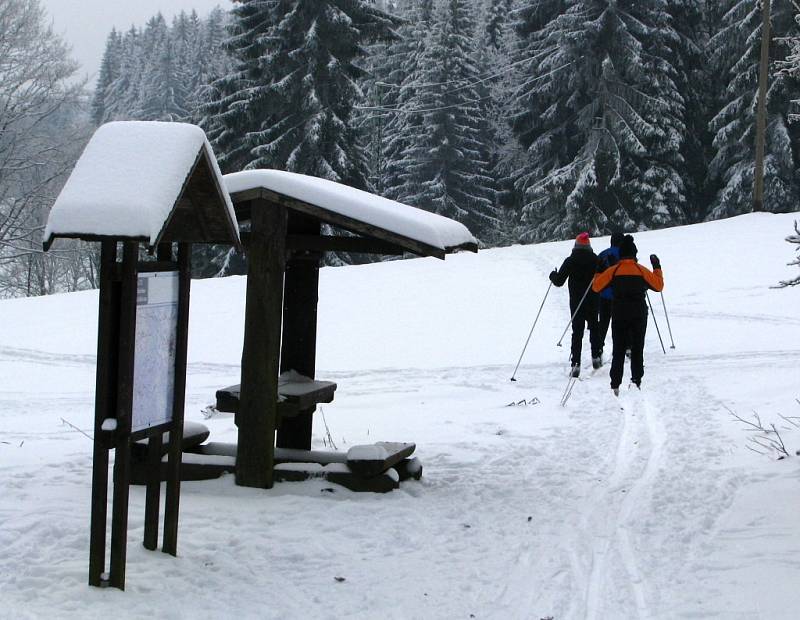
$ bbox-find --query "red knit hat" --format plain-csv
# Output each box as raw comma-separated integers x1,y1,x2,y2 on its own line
575,232,591,246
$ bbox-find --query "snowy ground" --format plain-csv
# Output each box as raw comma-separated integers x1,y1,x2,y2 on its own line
1,212,800,619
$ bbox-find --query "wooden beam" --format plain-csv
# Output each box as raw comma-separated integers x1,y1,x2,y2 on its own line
236,203,287,488
229,188,446,259
286,234,405,255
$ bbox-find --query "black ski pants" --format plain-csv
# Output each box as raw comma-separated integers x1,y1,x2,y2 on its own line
570,308,602,366
598,297,613,353
610,315,648,389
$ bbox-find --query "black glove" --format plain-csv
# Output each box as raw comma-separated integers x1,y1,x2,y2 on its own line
595,260,605,273
650,254,661,269
549,269,558,283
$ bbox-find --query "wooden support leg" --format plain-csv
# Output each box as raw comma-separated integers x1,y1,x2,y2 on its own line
88,444,109,587
276,409,314,451
163,243,191,555
107,241,138,590
278,247,320,451
89,241,118,587
109,438,131,590
143,433,162,551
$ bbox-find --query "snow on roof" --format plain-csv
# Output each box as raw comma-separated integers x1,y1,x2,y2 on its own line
224,170,477,254
44,121,239,247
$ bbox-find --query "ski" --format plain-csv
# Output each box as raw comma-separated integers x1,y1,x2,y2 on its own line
560,375,578,407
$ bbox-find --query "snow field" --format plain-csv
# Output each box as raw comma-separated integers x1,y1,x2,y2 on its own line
1,212,800,618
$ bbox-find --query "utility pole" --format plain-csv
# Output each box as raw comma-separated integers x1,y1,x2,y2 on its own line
753,0,772,213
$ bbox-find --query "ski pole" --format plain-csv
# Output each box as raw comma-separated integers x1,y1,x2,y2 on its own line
660,292,676,349
646,292,666,355
510,282,553,381
556,280,594,347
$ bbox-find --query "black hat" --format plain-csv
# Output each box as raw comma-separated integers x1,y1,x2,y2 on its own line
620,234,637,258
610,232,625,247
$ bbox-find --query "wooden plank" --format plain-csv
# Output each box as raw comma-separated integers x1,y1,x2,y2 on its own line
143,432,162,551
132,420,210,461
89,241,117,587
216,380,336,415
274,463,399,493
109,241,138,590
130,453,236,484
163,243,191,556
346,442,416,478
43,233,149,251
236,202,287,488
155,148,241,250
215,385,240,414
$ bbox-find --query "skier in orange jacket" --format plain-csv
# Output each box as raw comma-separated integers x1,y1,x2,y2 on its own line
592,235,663,395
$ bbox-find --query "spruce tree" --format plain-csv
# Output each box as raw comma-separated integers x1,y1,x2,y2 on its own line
485,0,514,51
665,0,712,223
510,0,687,241
482,0,525,244
136,35,189,121
708,0,800,218
102,27,143,122
381,0,436,203
390,0,497,239
203,0,399,187
91,29,122,125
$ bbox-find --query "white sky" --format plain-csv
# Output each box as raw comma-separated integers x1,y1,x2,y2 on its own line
40,0,233,85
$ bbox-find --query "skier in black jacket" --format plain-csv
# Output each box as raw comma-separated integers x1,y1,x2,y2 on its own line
549,232,603,377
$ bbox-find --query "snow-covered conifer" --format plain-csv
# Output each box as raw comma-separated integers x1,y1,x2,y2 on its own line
510,0,687,241
380,0,435,203
203,0,399,187
102,27,143,122
91,29,122,125
708,1,800,218
390,0,497,239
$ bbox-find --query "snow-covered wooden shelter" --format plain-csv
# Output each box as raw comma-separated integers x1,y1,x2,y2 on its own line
213,170,477,491
43,121,240,590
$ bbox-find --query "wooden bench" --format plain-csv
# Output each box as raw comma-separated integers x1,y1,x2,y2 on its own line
215,377,337,421
131,420,422,492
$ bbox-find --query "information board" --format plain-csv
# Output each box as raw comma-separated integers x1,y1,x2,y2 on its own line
132,271,179,432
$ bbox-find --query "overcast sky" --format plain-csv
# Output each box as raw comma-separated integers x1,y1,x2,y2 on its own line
40,0,234,85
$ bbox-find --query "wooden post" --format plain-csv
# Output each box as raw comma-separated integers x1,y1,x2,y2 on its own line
236,202,287,488
89,241,118,587
277,223,321,450
143,433,162,551
753,0,771,213
163,243,191,555
108,241,138,590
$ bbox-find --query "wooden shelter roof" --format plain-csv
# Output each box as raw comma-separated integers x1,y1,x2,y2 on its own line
224,170,478,259
44,122,240,250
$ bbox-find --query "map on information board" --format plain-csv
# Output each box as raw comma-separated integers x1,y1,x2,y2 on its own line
132,271,179,433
